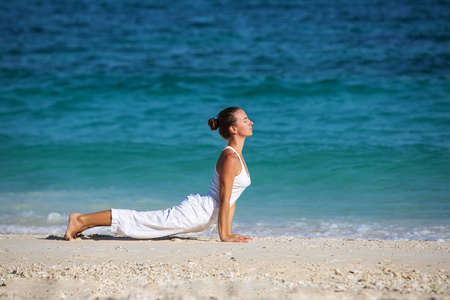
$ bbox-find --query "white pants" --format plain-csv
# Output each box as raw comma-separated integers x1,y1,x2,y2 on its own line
111,194,218,239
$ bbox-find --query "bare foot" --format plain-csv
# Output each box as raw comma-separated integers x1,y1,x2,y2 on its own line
64,213,84,241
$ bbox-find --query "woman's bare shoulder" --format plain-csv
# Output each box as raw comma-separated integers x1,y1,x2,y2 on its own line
216,149,240,175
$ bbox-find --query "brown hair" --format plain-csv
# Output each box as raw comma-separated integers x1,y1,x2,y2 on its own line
208,107,242,140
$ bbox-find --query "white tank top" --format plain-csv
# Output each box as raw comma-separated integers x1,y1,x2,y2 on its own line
207,146,251,207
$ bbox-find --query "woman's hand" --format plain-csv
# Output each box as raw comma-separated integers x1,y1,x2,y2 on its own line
220,234,252,243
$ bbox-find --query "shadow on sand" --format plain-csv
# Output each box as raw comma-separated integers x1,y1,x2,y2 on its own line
44,233,210,242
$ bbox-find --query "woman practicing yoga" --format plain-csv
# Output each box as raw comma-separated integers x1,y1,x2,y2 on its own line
65,107,253,243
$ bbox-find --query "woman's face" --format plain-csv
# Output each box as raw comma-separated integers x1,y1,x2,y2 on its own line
233,109,254,137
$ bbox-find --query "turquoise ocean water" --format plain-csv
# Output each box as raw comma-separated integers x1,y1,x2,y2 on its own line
1,0,449,241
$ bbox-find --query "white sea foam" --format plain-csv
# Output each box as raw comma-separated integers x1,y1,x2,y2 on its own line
47,212,65,223
0,222,448,242
1,211,448,242
228,220,450,242
0,224,112,235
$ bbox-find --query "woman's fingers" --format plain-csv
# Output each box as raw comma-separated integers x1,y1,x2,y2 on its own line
235,234,252,240
221,234,252,243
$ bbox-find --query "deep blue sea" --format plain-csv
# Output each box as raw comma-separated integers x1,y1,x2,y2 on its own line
1,0,449,241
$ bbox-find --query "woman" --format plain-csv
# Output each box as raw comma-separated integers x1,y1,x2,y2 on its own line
64,107,253,243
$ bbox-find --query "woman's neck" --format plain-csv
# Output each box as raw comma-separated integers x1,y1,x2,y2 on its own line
228,138,245,155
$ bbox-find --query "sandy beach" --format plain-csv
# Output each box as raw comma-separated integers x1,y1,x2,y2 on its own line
0,234,448,299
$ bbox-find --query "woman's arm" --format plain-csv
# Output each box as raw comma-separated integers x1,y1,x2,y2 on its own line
227,203,236,236
217,151,252,243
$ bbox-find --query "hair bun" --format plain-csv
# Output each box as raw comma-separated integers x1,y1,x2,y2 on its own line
208,118,219,130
